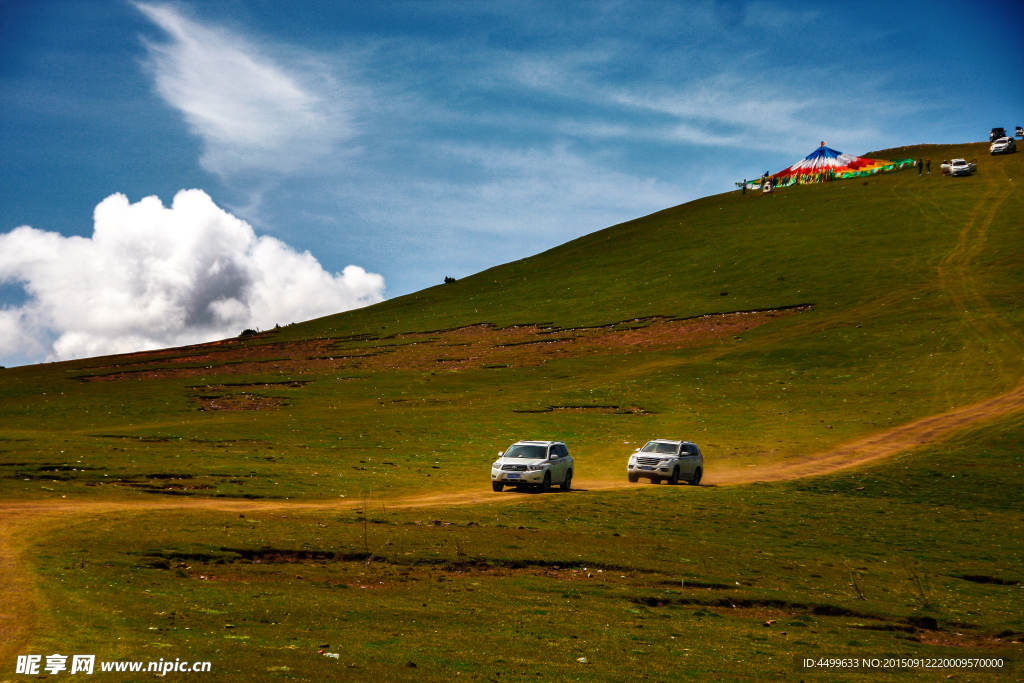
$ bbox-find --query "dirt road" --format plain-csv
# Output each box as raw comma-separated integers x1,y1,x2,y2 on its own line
707,381,1024,484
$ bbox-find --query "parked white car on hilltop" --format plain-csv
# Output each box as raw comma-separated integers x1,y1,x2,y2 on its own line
491,441,573,492
942,158,977,176
627,440,703,485
990,137,1017,155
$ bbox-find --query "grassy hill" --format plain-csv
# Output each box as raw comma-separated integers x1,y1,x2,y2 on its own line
1,141,1020,495
281,142,1019,337
1,141,1021,681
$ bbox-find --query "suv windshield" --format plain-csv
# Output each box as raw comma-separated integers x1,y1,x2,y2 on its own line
504,444,548,459
641,442,678,454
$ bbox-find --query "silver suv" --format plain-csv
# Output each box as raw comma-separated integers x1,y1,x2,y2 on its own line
627,440,703,485
990,137,1017,155
491,441,573,493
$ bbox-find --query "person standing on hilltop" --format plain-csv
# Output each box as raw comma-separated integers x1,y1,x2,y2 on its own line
926,158,931,174
917,158,923,175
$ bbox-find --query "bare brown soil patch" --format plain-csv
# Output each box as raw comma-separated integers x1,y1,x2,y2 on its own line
75,306,810,383
187,381,313,390
514,405,652,415
185,381,313,411
195,394,285,411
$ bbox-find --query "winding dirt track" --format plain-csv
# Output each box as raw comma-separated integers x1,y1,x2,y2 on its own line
708,381,1024,484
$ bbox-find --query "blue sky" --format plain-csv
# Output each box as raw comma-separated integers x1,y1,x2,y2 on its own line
1,0,1021,366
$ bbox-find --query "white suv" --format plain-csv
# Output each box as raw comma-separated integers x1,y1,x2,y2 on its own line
990,137,1017,155
944,158,976,176
491,441,573,493
627,440,703,485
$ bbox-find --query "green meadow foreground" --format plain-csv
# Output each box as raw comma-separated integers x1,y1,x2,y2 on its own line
1,141,1022,681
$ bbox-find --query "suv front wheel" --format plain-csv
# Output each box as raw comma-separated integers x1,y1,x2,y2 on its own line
492,482,504,492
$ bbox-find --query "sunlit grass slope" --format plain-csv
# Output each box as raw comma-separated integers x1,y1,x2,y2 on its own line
2,141,1023,682
0,142,1021,500
282,142,1021,339
16,413,1024,682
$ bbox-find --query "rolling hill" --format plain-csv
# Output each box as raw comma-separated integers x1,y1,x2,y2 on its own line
1,140,1021,681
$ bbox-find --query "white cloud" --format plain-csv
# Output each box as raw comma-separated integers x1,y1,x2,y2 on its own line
0,308,43,362
0,190,384,364
342,141,689,291
468,35,894,156
135,3,356,176
610,73,883,153
434,143,681,231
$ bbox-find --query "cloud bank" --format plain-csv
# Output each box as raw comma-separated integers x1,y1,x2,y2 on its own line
0,190,384,363
135,2,356,176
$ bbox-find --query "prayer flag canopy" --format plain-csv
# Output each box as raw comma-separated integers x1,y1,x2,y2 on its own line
769,143,913,187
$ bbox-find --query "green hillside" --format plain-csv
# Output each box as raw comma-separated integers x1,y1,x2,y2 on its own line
283,141,1020,339
0,141,1020,496
1,141,1022,681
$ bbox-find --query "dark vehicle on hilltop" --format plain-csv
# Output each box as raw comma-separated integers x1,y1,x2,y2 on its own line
990,127,1007,142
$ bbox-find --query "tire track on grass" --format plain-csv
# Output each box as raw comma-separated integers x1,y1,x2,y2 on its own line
932,162,1021,405
0,511,40,664
707,380,1024,484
